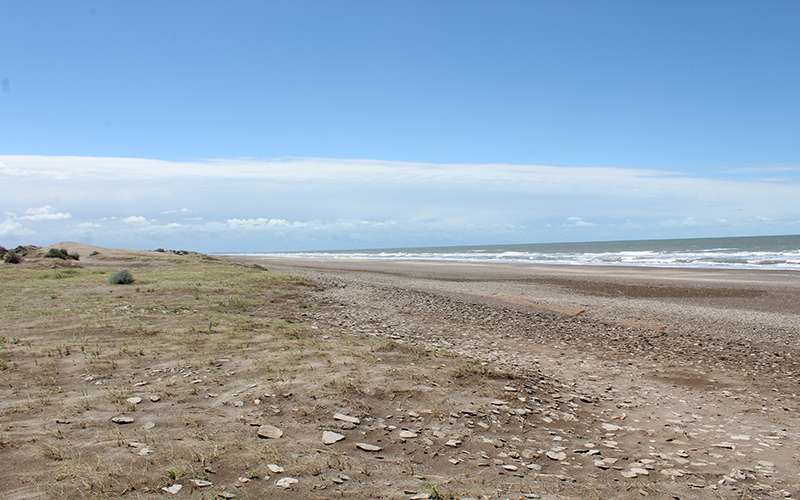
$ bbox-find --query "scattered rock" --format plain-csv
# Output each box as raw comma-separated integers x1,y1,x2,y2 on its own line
275,477,298,489
546,451,567,461
323,431,346,445
445,439,462,448
257,425,283,439
126,396,143,405
162,484,182,495
399,430,418,439
333,413,361,425
356,442,382,452
111,415,135,424
267,464,284,473
190,479,213,487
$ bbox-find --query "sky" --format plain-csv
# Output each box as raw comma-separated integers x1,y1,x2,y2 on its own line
1,1,799,251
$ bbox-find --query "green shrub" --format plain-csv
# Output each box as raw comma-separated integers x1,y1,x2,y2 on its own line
4,252,22,264
46,248,68,259
45,248,78,260
108,270,135,285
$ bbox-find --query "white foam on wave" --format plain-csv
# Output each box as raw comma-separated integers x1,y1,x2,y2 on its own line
227,248,800,270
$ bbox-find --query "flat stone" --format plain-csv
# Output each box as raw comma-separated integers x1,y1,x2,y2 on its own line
660,468,685,478
275,477,298,489
190,479,213,487
162,484,182,495
217,492,236,499
323,431,346,445
445,439,462,448
601,423,623,432
257,425,283,439
399,430,418,439
142,421,156,430
546,451,567,461
712,442,735,449
333,413,360,425
356,442,382,452
594,457,618,469
267,464,284,473
111,415,135,424
126,397,142,405
502,464,518,471
149,395,161,402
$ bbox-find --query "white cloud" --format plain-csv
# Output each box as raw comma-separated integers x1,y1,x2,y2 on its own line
20,205,72,221
0,219,34,237
122,216,149,225
3,154,800,250
565,216,596,227
75,222,101,229
161,208,191,215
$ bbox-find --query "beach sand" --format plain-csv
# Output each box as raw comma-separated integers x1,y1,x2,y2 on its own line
2,246,798,498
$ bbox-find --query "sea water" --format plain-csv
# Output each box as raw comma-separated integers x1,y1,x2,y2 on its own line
231,234,800,270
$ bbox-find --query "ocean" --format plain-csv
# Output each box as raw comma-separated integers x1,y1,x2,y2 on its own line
233,234,800,270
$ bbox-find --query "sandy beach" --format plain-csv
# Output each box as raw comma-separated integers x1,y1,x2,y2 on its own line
235,256,800,497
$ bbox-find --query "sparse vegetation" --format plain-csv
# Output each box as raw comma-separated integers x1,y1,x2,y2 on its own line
45,248,80,261
108,269,135,285
4,252,22,264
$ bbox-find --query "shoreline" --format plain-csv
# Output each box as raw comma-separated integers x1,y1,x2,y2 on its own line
217,253,800,274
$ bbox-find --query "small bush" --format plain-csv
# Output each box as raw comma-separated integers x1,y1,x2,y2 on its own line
0,246,7,258
89,250,100,256
4,252,22,264
45,248,80,261
46,248,68,259
108,270,135,285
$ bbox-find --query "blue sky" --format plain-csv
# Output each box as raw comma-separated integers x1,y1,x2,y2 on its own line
2,1,799,251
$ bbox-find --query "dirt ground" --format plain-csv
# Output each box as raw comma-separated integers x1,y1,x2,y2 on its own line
1,245,798,499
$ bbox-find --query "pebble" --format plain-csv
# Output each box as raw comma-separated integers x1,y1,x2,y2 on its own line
189,479,212,487
162,484,182,495
445,439,462,448
356,442,382,452
267,464,284,473
323,431,346,445
594,457,619,469
126,396,142,405
334,412,361,425
546,451,567,461
257,425,283,439
150,395,161,402
399,430,418,439
217,492,236,499
275,477,298,489
502,464,519,471
111,415,135,424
